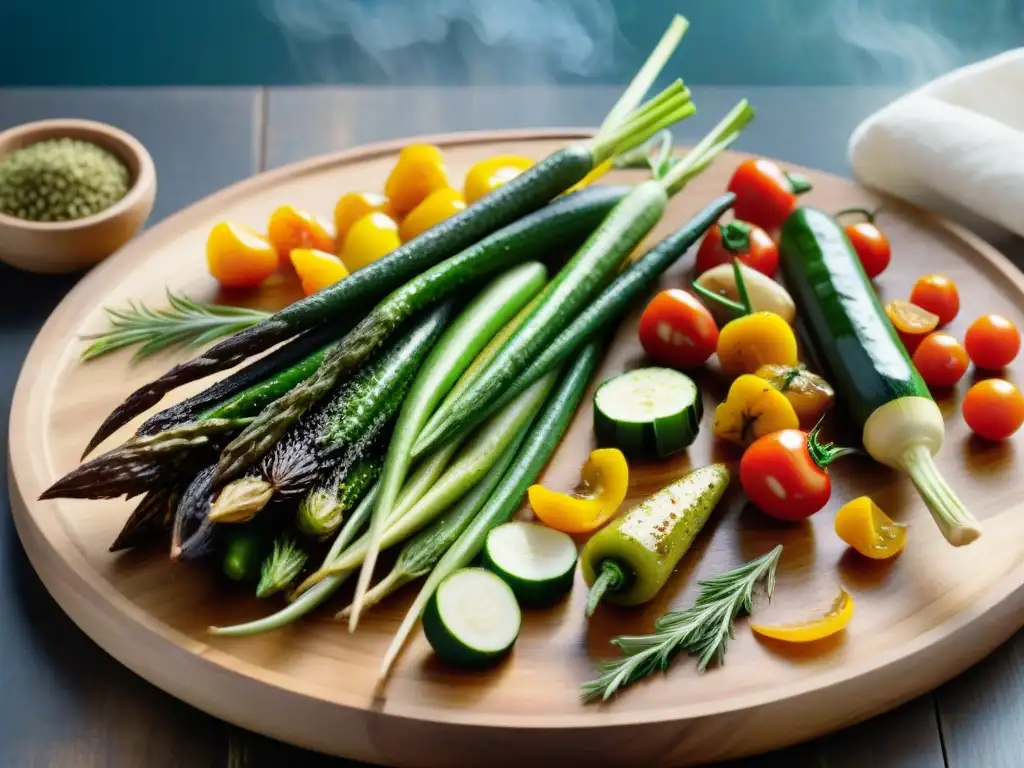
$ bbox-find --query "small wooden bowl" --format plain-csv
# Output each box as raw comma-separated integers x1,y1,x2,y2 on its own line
0,118,156,274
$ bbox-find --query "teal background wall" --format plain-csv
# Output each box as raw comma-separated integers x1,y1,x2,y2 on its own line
2,0,1022,87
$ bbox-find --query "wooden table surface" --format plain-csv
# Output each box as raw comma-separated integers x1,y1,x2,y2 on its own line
0,85,1020,768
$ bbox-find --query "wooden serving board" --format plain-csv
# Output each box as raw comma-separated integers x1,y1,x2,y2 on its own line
10,130,1024,767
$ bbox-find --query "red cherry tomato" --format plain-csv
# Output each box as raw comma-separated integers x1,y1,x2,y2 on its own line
740,427,853,521
638,289,719,369
964,314,1021,370
695,220,779,277
962,379,1024,441
909,274,959,326
912,332,969,388
727,159,811,232
845,221,891,279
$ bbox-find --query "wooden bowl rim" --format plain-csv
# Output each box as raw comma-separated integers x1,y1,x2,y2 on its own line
0,117,157,232
10,127,1024,732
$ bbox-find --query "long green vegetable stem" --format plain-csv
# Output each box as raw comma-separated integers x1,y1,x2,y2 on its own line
413,193,736,457
378,339,603,682
598,15,688,133
361,262,546,609
337,423,531,619
659,99,756,195
416,291,548,451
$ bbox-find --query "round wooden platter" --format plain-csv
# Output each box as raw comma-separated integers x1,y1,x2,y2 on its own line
9,130,1024,767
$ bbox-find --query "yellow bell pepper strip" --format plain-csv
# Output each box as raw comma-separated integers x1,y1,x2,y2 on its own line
527,448,629,534
398,187,467,243
289,248,349,296
750,587,854,643
834,496,907,559
384,143,450,217
206,222,279,289
463,155,534,204
266,204,335,264
693,259,798,375
338,212,401,272
755,363,835,429
333,192,392,248
713,373,799,446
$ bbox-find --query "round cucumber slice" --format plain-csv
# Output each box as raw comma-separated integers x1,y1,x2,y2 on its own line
423,567,521,667
482,522,578,607
593,367,701,459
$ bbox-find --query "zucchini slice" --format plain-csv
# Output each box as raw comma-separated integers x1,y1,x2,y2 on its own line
482,522,578,607
593,367,702,459
423,568,521,667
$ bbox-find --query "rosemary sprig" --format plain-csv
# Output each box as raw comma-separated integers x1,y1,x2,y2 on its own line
581,545,783,702
80,290,271,362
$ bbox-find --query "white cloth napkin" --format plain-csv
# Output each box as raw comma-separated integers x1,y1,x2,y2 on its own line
848,48,1024,243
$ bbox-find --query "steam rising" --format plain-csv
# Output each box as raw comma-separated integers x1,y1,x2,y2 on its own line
260,0,623,83
262,0,1023,87
770,0,1022,86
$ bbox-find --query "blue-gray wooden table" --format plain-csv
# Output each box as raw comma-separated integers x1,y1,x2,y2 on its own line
0,86,1019,768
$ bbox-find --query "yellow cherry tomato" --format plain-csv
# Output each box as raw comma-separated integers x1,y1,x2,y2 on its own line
527,448,629,534
290,248,349,296
206,222,279,289
333,192,392,248
399,187,466,242
462,155,534,204
713,373,800,447
266,205,335,263
750,588,854,643
717,311,799,375
384,144,449,217
339,212,401,272
834,496,907,559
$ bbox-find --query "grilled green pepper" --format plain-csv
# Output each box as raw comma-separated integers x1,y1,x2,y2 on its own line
581,463,730,615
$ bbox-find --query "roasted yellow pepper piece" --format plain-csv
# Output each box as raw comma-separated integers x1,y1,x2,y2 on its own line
384,143,449,217
333,192,392,247
713,374,799,446
750,588,854,643
266,204,335,263
527,448,629,534
399,187,466,242
206,222,279,289
463,155,534,203
290,248,349,296
755,363,835,429
834,496,907,559
339,212,401,272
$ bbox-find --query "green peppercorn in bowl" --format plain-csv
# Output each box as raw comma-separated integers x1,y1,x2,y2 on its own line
0,119,156,274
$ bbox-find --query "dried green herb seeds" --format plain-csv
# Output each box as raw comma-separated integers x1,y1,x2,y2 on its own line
0,138,130,222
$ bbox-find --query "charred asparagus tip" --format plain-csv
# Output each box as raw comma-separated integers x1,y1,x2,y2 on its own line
208,478,274,523
256,538,308,599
